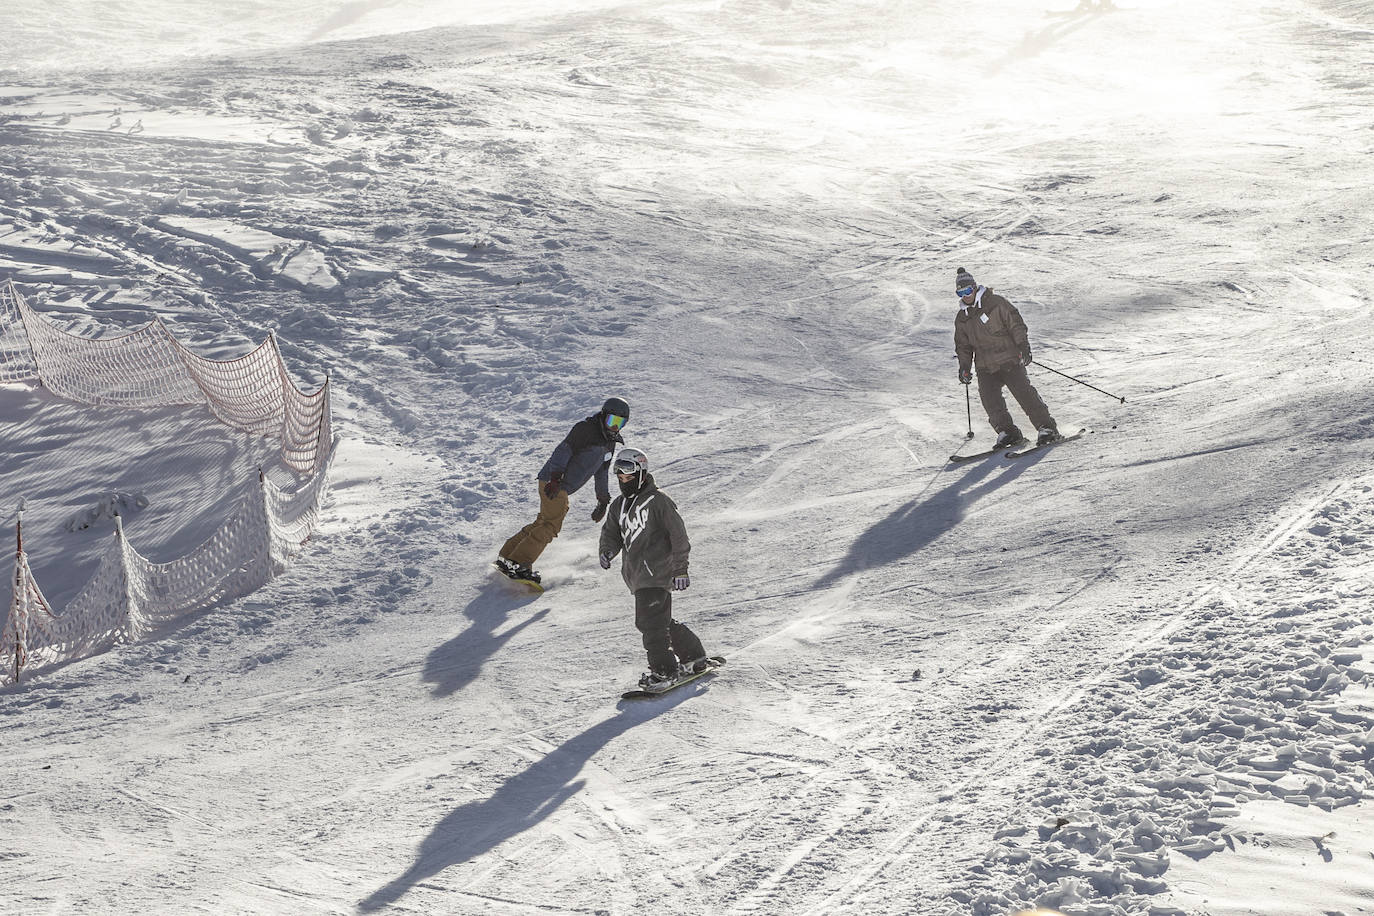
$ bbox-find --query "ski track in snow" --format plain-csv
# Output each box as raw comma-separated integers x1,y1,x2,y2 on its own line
2,0,1374,913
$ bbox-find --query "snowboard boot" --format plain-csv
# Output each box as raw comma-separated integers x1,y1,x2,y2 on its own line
682,656,715,674
496,556,541,584
993,427,1025,449
638,665,684,690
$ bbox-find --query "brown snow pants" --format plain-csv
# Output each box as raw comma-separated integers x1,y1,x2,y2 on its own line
499,479,569,568
977,363,1055,434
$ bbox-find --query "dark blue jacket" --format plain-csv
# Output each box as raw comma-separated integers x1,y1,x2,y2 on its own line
537,413,623,502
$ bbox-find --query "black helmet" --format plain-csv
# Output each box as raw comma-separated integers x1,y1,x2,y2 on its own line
601,396,629,433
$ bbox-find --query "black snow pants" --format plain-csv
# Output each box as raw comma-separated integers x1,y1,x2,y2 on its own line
634,587,705,676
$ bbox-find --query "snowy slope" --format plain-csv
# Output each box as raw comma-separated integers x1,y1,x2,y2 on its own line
2,0,1373,914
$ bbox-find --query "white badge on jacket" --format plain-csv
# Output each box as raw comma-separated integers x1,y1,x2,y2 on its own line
979,313,989,323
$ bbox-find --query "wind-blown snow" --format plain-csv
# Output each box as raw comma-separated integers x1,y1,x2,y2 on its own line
1,0,1372,914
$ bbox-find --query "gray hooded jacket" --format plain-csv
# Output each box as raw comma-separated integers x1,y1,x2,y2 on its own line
598,473,691,592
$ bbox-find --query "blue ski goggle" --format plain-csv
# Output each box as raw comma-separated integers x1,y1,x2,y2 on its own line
956,285,976,298
605,413,627,431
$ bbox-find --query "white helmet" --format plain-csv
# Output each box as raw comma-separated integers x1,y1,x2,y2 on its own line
613,446,648,477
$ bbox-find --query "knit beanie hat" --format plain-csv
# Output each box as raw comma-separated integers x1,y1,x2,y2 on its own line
955,268,976,293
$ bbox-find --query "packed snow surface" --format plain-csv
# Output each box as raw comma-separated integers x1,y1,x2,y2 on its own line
1,0,1373,914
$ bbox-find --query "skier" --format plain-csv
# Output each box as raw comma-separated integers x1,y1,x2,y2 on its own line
597,447,710,690
495,396,629,585
953,267,1059,448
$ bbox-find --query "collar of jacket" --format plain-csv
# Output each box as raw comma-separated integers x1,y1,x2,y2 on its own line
621,474,657,505
958,285,988,315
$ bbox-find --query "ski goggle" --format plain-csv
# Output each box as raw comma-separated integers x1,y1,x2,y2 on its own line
605,413,627,431
613,458,641,475
956,285,976,298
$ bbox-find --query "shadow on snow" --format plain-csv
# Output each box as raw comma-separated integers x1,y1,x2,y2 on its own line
990,3,1120,74
357,694,696,912
813,452,1035,589
421,579,548,698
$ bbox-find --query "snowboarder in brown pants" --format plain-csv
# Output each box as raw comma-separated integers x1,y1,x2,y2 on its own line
496,396,628,585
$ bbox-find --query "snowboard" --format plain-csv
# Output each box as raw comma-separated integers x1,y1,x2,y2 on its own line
621,656,726,700
493,561,544,593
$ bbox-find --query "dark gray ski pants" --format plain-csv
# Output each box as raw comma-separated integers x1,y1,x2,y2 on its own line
634,587,705,676
977,363,1055,434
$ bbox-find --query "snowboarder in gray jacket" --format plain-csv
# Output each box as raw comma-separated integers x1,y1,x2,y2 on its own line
598,447,709,689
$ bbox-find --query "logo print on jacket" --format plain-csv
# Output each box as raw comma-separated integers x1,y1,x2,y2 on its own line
619,494,656,549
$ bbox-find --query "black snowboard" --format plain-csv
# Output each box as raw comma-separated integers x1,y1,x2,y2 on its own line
621,656,726,699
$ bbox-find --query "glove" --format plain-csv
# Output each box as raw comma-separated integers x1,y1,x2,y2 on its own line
591,498,608,522
599,552,613,570
958,367,973,385
1020,347,1033,367
543,472,564,499
672,575,690,591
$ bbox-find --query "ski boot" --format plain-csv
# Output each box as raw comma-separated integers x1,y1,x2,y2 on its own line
993,427,1025,449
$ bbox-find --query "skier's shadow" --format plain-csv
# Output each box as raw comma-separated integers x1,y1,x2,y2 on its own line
989,4,1113,72
356,696,691,913
422,581,548,698
307,0,394,41
814,454,1035,589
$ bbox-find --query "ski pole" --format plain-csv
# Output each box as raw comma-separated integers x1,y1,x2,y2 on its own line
964,383,974,439
1034,361,1126,403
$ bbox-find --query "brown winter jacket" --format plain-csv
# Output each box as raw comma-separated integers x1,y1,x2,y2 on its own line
954,288,1032,375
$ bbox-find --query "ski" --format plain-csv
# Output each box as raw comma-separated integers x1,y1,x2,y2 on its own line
621,656,726,700
950,439,1027,461
1005,428,1088,459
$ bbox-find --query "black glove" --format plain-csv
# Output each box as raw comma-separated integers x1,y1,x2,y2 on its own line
599,552,613,570
543,472,564,499
1020,347,1033,367
958,367,973,385
591,498,608,522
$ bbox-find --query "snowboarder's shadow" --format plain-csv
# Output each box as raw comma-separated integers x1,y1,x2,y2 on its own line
422,581,548,698
814,454,1035,589
357,698,688,913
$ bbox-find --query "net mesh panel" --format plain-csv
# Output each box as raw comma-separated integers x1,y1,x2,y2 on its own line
1,280,338,683
121,489,274,642
8,282,331,474
0,281,38,383
24,307,204,407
